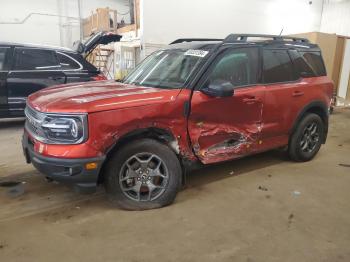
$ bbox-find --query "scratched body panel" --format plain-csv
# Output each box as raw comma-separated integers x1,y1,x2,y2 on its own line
27,85,196,160
88,88,195,160
188,86,265,164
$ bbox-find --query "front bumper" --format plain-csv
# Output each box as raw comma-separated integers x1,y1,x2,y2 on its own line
22,132,105,193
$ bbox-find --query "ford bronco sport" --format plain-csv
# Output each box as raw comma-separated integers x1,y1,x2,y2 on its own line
22,34,333,210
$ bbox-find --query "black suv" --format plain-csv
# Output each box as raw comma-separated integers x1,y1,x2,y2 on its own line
0,32,121,118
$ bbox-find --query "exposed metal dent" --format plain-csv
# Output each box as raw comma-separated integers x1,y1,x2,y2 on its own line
192,123,260,164
207,135,246,151
187,86,266,165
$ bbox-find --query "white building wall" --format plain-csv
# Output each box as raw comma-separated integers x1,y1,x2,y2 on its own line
0,0,62,47
0,0,130,47
320,0,350,36
142,0,324,45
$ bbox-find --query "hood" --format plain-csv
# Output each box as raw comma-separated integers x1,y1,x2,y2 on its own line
28,81,182,114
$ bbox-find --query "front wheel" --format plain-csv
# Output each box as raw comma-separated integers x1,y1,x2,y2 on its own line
288,113,325,162
104,139,182,210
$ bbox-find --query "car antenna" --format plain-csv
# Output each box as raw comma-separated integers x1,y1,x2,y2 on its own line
279,27,284,36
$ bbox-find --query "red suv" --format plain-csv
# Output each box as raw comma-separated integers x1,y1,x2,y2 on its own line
22,34,333,210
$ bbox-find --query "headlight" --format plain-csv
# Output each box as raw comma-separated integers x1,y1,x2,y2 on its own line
42,116,86,144
25,106,88,145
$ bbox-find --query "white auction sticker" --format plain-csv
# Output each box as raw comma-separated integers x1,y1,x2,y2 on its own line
184,49,209,57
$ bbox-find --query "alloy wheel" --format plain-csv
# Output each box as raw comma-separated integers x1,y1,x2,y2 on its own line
300,121,320,153
119,152,169,202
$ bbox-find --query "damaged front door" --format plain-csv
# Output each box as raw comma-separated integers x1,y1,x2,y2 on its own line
188,47,264,164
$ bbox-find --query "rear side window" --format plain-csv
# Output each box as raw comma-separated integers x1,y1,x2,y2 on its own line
14,48,60,70
288,50,315,77
300,51,326,76
57,52,81,70
0,48,9,71
263,49,298,83
207,47,259,88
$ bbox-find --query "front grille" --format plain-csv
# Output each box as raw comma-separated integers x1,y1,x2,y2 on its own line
24,106,46,141
26,106,41,119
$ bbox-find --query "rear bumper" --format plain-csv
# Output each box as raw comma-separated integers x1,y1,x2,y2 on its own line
22,132,105,193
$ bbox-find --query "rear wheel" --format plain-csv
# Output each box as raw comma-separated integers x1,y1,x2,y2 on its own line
288,113,324,162
104,139,182,210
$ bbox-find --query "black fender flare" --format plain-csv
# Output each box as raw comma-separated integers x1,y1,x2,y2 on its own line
98,127,186,184
289,100,329,143
105,127,178,156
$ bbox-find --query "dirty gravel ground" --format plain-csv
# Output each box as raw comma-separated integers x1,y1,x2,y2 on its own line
0,108,350,262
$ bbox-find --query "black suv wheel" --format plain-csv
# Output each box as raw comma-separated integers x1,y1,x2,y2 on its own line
104,139,182,210
288,113,324,162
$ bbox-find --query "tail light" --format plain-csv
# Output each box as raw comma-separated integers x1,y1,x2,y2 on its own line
91,73,107,81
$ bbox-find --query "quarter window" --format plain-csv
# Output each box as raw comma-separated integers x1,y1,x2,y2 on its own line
14,48,60,70
207,47,259,88
289,50,315,77
57,52,81,70
300,51,326,76
263,49,298,83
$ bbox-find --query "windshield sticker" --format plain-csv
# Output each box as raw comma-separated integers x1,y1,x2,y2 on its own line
184,50,209,57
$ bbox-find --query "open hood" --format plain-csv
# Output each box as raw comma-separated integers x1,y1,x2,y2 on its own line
73,31,122,56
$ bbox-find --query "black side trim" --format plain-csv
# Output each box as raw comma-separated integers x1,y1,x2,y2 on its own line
183,101,190,117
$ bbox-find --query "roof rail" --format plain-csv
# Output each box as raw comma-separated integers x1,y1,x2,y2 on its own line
223,34,309,43
170,38,223,45
169,34,309,45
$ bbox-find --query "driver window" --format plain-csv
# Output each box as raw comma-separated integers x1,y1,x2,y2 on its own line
207,47,259,88
0,48,9,71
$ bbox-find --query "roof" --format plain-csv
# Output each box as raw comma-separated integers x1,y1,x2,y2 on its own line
0,41,75,52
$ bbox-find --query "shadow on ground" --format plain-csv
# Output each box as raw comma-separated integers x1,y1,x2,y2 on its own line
0,118,25,129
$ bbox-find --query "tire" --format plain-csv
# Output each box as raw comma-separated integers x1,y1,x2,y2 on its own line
288,113,324,162
104,139,182,210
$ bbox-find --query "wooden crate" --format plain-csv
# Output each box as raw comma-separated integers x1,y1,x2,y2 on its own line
83,8,117,37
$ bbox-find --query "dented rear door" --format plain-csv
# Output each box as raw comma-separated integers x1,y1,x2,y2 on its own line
188,46,264,164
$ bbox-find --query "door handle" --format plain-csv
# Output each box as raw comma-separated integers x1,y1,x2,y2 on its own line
48,76,65,81
292,91,304,97
243,96,259,103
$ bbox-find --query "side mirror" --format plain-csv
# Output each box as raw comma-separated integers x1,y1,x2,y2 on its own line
201,80,234,97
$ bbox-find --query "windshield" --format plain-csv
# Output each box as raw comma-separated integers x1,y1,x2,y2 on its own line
123,49,207,89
